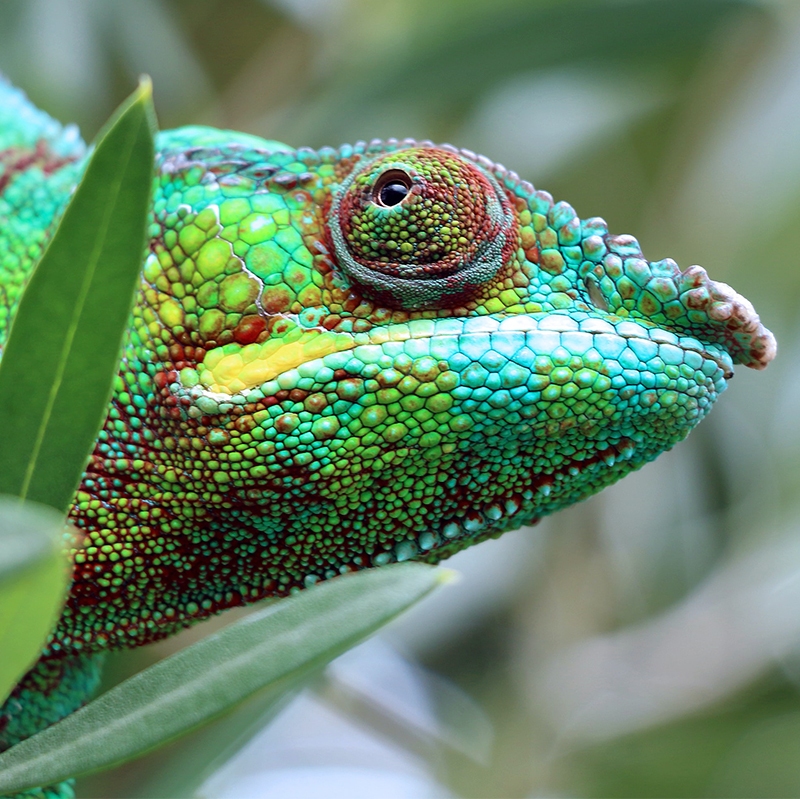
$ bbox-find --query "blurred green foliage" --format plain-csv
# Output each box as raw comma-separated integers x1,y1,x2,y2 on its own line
1,0,796,796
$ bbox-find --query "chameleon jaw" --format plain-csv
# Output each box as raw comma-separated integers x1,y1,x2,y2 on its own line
405,437,640,565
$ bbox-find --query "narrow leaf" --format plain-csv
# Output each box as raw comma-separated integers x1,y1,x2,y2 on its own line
126,672,304,798
0,562,452,794
0,77,156,513
0,498,71,705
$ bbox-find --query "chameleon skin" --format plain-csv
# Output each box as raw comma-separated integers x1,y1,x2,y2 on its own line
0,81,775,796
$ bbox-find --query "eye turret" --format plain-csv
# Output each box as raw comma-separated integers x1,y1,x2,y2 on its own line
329,147,515,309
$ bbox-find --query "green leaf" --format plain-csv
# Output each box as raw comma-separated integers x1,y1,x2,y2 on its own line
0,562,452,794
0,498,72,706
121,671,306,799
0,77,156,513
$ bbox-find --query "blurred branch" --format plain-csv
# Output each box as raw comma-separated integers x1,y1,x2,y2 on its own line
531,514,800,743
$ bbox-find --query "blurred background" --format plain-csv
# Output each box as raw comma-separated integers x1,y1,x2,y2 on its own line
1,0,797,795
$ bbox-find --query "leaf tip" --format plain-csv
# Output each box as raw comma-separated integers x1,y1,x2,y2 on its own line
136,74,153,98
434,567,461,586
135,75,157,135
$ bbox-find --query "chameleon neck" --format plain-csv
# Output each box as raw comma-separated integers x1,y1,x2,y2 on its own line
0,78,85,348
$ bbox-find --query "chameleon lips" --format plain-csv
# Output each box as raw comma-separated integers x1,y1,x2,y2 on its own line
187,312,734,412
166,304,731,589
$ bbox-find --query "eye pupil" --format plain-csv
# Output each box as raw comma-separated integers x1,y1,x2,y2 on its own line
379,182,409,206
374,170,413,208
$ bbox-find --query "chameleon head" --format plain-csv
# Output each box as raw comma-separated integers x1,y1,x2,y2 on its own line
64,136,775,648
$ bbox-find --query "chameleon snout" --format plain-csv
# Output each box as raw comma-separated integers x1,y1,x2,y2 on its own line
577,239,776,371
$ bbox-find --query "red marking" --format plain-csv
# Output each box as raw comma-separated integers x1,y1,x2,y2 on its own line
261,286,292,313
0,139,78,193
234,314,265,344
270,172,297,190
234,415,256,433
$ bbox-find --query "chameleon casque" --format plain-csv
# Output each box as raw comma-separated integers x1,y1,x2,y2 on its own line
0,78,776,798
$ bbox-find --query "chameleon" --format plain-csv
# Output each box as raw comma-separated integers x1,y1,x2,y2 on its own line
0,77,776,798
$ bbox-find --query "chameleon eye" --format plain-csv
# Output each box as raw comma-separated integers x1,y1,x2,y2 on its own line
374,169,412,207
329,147,516,309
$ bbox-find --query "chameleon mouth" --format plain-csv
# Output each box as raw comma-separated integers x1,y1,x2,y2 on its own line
190,311,734,399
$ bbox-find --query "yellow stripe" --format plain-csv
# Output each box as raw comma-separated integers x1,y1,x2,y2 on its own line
198,330,356,394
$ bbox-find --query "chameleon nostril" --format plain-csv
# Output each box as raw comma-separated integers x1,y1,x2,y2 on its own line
585,276,609,312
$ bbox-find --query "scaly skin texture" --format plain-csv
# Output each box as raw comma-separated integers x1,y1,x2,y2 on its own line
0,81,776,797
